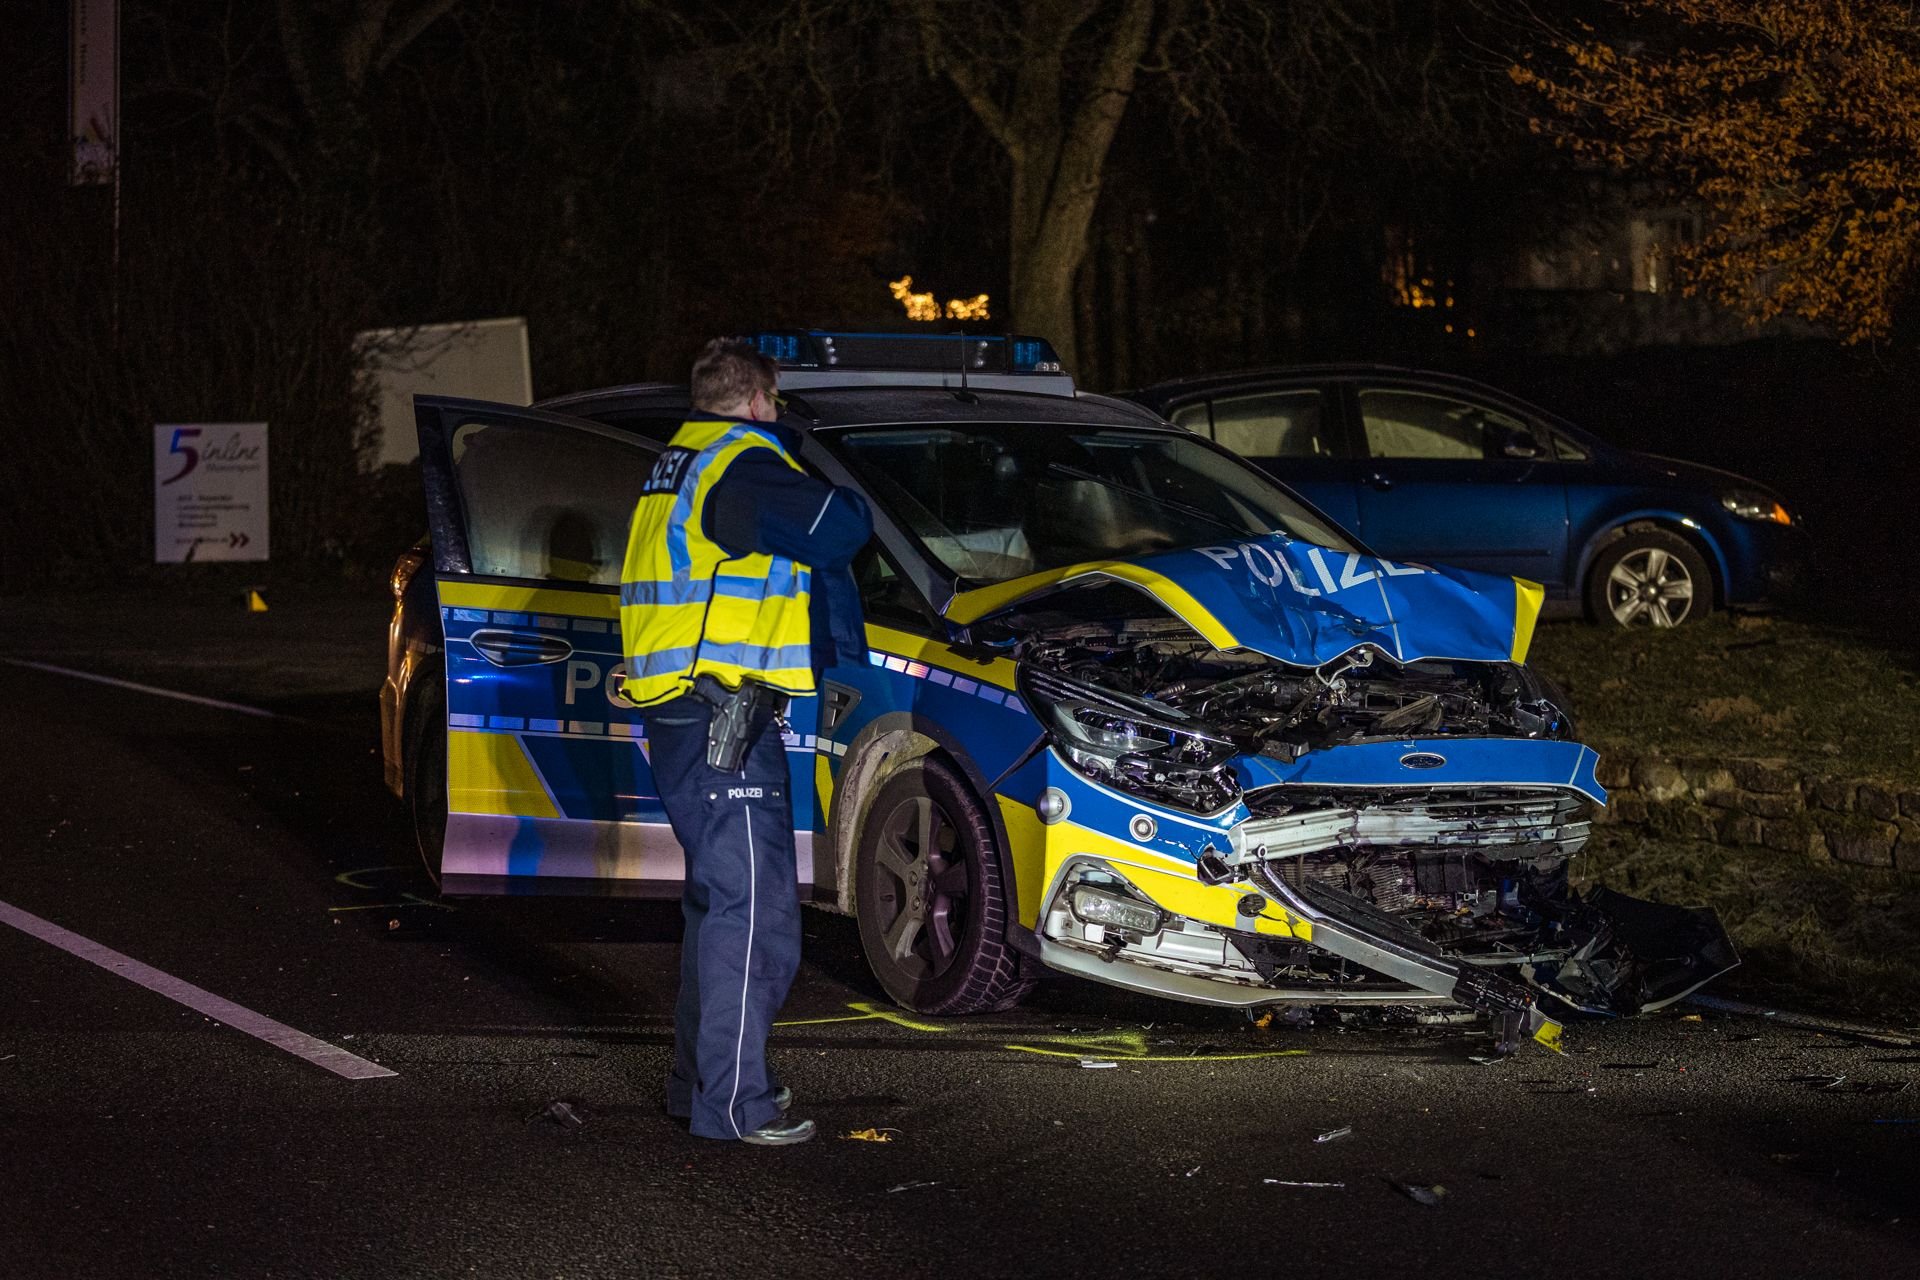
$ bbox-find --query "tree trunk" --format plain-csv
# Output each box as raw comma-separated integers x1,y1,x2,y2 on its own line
919,0,1157,374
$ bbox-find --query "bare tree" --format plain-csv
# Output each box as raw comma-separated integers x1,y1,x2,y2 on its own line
275,0,465,182
911,0,1160,365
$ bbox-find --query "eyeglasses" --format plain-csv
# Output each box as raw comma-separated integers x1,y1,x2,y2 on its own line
764,389,788,413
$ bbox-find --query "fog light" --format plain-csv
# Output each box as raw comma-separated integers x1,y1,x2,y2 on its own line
1037,787,1070,825
1069,886,1164,934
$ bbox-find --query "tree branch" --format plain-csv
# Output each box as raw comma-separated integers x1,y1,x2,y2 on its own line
374,0,466,77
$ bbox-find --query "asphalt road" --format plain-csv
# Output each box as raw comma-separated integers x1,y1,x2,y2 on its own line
3,643,1918,1279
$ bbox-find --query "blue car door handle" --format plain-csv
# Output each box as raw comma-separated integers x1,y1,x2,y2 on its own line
1366,471,1394,491
469,628,574,667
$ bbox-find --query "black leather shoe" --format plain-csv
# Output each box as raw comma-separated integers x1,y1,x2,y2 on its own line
740,1116,815,1146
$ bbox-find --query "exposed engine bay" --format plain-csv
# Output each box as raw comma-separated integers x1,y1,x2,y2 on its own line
1002,595,1736,1022
1023,614,1572,756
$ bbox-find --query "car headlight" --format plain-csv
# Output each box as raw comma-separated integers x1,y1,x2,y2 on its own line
1018,668,1240,813
1720,488,1792,525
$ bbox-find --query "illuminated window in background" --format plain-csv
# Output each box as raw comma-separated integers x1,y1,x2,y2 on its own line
1631,211,1701,294
889,276,991,322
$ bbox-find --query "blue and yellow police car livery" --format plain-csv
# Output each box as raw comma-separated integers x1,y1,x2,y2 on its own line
382,331,1735,1045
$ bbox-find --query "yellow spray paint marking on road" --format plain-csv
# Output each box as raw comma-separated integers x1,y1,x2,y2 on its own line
1004,1027,1311,1063
777,1002,1311,1064
775,1001,951,1034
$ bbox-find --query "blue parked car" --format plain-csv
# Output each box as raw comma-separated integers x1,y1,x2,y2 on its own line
1128,366,1809,627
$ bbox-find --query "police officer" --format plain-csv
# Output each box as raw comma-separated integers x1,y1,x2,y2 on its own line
619,338,870,1146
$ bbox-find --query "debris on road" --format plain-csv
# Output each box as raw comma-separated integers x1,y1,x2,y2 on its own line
844,1128,898,1142
1078,1059,1119,1069
1392,1181,1448,1206
1314,1126,1352,1144
529,1100,585,1130
1264,1179,1344,1188
1182,1164,1202,1178
1687,995,1917,1048
1789,1074,1847,1090
887,1180,938,1193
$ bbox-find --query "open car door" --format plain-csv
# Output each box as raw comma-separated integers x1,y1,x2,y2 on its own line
414,395,818,896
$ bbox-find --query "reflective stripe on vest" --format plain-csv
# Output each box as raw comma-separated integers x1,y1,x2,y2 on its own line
617,420,816,707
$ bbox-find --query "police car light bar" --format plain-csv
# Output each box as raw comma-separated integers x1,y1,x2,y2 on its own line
743,330,1068,378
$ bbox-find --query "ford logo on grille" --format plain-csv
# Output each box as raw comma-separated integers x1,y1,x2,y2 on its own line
1400,752,1447,770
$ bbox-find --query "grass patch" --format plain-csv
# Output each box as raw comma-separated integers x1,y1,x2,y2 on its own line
1580,826,1920,1025
1529,614,1920,783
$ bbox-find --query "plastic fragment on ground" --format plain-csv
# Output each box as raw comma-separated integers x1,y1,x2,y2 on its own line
843,1128,896,1142
1393,1181,1448,1206
531,1100,584,1129
1314,1126,1352,1144
1264,1179,1344,1188
887,1180,938,1192
1078,1058,1119,1069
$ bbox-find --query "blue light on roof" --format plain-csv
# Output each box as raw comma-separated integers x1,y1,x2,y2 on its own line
741,329,1064,376
752,332,803,364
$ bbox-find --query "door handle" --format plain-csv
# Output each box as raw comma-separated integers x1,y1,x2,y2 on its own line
1366,472,1394,491
469,628,574,667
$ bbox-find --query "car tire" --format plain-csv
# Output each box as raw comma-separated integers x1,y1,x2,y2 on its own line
854,755,1035,1015
406,679,448,886
1585,527,1713,629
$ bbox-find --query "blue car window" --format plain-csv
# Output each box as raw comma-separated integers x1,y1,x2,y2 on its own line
1549,429,1592,462
1208,390,1330,457
1359,389,1534,461
826,422,1356,585
449,417,652,584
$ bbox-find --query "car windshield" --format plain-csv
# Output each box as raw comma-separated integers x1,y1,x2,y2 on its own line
825,422,1357,584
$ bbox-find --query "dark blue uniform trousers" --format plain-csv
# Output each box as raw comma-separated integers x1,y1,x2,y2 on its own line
643,695,801,1139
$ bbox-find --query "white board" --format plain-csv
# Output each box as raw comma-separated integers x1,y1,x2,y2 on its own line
355,317,532,469
154,423,269,562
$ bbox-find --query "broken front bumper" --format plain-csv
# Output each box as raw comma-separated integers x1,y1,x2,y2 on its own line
1022,740,1735,1043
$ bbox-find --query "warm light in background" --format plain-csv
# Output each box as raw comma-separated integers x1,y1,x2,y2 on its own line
890,276,991,322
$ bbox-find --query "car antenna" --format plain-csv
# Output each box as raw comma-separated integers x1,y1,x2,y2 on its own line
953,330,979,403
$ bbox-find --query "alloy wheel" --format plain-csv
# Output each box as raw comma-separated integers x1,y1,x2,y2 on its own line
1605,546,1695,627
870,794,972,980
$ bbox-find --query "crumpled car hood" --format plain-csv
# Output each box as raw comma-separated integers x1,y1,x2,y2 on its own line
945,534,1543,667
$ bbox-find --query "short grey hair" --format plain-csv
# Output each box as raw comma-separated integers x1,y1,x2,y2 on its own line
690,338,777,413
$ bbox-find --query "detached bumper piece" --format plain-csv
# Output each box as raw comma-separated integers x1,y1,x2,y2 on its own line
1523,886,1740,1016
1246,864,1563,1052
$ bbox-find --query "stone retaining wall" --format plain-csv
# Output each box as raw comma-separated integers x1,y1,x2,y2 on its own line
1591,753,1920,873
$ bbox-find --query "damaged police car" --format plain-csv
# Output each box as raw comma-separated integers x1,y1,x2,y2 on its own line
383,331,1735,1051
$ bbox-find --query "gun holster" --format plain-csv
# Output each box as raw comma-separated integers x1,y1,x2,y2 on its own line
693,675,788,773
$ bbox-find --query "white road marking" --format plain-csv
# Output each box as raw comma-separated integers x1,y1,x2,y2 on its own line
0,898,397,1080
1,657,295,721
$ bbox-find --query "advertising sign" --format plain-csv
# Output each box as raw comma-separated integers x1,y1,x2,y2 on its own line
70,0,119,185
154,423,269,563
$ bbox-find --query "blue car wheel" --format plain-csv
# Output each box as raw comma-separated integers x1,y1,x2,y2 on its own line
1586,527,1713,628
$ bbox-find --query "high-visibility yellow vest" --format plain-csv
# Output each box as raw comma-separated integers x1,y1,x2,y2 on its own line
618,419,815,707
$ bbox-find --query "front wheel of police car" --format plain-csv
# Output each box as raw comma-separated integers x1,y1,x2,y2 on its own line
854,757,1035,1015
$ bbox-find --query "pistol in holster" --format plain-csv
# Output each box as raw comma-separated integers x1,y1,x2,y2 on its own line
694,674,788,772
